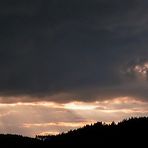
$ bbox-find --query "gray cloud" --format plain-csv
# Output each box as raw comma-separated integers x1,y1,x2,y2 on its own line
0,0,148,102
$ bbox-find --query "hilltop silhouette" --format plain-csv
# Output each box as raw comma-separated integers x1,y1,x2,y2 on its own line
0,117,148,147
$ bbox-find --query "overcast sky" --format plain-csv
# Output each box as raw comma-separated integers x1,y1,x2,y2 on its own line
0,0,148,136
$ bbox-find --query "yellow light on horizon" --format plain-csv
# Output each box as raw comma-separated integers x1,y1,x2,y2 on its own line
64,102,97,110
23,121,93,128
0,96,147,137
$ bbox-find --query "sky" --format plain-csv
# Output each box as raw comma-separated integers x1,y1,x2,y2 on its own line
0,0,148,137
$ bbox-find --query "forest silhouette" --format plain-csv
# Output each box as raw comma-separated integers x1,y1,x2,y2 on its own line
0,117,147,147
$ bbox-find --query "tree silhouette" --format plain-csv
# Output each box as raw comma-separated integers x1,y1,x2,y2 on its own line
0,117,148,147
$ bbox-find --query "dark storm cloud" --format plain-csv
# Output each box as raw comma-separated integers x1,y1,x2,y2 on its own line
0,0,148,102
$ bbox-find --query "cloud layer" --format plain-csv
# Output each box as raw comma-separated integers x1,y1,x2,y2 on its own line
0,0,148,102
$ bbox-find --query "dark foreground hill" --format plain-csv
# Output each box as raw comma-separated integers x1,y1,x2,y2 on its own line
0,117,148,147
0,134,42,147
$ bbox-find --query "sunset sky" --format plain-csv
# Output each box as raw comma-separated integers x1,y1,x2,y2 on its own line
0,0,148,137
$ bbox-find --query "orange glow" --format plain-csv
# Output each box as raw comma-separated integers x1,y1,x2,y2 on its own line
0,96,148,136
0,101,63,108
23,121,93,128
39,131,59,136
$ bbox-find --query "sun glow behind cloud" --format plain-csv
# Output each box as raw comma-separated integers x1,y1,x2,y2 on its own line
64,102,98,110
0,96,147,137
